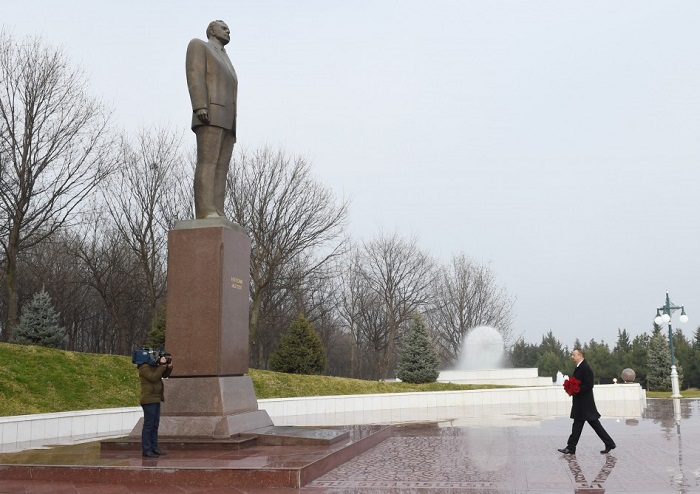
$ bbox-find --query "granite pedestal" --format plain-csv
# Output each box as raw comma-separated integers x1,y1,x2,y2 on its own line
130,218,272,439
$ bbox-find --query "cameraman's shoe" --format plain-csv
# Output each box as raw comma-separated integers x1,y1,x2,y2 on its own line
153,449,167,456
142,451,159,458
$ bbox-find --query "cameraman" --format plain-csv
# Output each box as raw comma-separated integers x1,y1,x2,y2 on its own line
138,353,173,458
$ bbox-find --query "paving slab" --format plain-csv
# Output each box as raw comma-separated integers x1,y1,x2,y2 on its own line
0,398,697,493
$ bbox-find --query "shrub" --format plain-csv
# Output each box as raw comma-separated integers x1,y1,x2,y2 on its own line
269,314,328,374
146,305,167,349
397,314,439,384
12,289,67,348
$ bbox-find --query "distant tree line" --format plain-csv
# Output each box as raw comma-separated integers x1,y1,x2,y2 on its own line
507,326,700,391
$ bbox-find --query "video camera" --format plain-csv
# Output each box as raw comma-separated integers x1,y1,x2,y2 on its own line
132,348,172,366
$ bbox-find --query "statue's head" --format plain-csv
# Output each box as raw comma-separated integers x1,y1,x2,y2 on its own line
206,20,230,45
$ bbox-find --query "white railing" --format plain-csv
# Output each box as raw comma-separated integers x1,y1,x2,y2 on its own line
0,383,646,453
257,383,646,426
0,407,142,453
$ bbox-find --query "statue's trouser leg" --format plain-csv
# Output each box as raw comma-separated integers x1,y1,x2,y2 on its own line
194,127,235,219
215,132,235,217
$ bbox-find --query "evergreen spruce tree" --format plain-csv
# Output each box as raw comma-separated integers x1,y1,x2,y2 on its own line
145,306,167,349
628,333,650,385
12,289,67,348
269,314,328,374
397,314,440,384
693,327,700,350
647,331,671,391
685,328,700,388
537,350,563,380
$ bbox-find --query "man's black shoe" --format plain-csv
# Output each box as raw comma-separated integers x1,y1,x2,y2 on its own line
142,451,159,458
153,449,167,456
600,444,616,454
557,448,575,455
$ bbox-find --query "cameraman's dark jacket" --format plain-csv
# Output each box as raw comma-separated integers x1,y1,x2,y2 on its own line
138,363,173,405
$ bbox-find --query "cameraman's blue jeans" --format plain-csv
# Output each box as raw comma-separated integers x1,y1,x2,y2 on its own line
141,403,161,454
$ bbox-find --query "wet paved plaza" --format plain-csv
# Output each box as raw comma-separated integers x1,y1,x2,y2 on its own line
0,398,699,493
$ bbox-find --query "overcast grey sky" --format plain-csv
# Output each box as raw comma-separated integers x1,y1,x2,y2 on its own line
4,1,700,348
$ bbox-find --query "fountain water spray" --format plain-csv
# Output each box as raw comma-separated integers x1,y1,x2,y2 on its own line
438,325,553,386
457,325,504,370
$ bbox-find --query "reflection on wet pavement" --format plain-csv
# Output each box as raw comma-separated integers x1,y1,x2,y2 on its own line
309,398,700,493
564,453,617,491
2,398,700,492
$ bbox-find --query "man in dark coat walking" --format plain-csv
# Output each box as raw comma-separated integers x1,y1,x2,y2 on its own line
558,349,616,455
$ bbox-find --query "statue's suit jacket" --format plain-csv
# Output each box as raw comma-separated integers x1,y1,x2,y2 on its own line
185,38,237,141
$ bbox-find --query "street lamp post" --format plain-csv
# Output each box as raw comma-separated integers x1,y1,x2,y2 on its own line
654,292,689,399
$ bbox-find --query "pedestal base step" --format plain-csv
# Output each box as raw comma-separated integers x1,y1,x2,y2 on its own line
1,425,391,489
243,425,350,446
101,435,257,451
105,425,350,451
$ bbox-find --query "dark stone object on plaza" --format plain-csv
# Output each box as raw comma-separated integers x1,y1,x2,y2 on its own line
621,368,636,383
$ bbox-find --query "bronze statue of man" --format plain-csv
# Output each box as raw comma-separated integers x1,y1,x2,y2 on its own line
186,20,238,219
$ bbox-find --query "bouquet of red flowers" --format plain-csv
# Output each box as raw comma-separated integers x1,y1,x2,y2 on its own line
563,376,581,396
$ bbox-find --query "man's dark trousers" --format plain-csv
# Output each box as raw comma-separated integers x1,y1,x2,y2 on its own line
141,403,161,454
567,418,614,451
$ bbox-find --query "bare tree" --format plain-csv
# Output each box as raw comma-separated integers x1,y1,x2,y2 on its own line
334,247,395,379
0,32,115,340
248,255,348,374
334,249,366,377
226,146,349,367
354,232,435,379
102,127,190,341
285,259,347,374
70,215,151,354
16,229,84,349
16,227,130,353
428,253,515,366
353,286,390,379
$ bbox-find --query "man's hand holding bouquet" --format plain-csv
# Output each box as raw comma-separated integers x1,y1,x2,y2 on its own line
563,376,581,396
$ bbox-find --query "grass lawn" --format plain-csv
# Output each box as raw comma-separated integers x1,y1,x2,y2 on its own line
2,342,687,417
0,343,502,416
646,389,700,399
